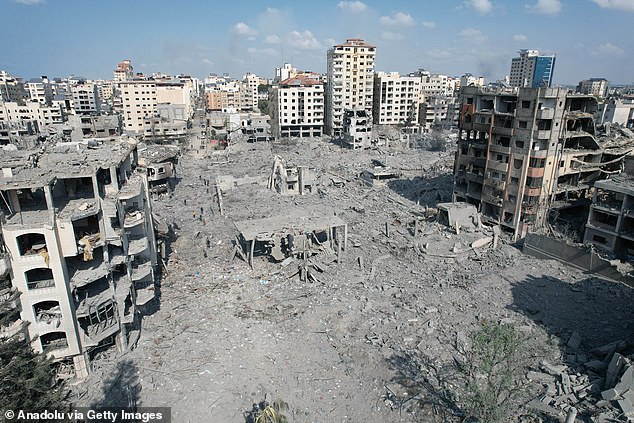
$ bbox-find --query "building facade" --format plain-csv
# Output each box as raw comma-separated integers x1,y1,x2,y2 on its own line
453,86,630,239
270,74,324,138
509,50,556,88
0,138,158,378
71,83,101,115
325,38,376,136
372,72,421,126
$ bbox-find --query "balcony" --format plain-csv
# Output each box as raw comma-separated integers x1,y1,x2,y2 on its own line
127,236,148,256
526,167,545,178
487,179,506,191
535,130,552,140
124,210,145,229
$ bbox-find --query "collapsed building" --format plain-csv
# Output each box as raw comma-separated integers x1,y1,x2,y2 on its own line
0,136,157,378
138,144,180,198
342,108,372,149
453,86,634,239
268,156,313,195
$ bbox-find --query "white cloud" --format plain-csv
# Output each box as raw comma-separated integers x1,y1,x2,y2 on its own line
465,0,493,14
513,34,528,41
459,27,488,44
264,34,281,44
232,22,257,36
422,21,436,29
592,42,625,56
247,47,278,56
337,1,367,13
379,12,415,27
287,30,322,50
381,31,405,41
202,58,213,65
525,0,562,15
324,38,337,46
12,0,45,4
592,0,634,12
428,48,458,59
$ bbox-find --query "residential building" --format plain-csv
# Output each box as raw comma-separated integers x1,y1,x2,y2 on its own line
243,73,261,111
275,63,297,83
453,86,633,240
270,74,324,138
419,96,460,133
509,49,556,88
583,164,634,258
577,78,609,98
66,114,121,141
27,77,54,106
0,137,158,378
325,38,376,136
0,101,64,130
342,108,372,148
71,83,101,115
460,73,485,89
0,71,25,103
372,72,421,126
113,60,134,82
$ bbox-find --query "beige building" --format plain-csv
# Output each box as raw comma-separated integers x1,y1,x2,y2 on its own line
113,60,134,82
120,80,191,135
0,101,64,130
0,137,158,378
372,72,421,126
270,74,324,138
599,99,634,128
325,38,376,136
453,86,633,239
577,78,609,98
27,77,53,106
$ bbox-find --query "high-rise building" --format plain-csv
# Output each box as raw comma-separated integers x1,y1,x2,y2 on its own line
270,74,324,138
0,137,158,378
372,72,421,126
325,38,376,136
0,70,25,103
453,86,630,240
509,50,556,88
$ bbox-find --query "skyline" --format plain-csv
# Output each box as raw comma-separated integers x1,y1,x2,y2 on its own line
2,0,633,84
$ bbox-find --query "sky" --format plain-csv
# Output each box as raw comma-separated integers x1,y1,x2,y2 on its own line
2,0,633,85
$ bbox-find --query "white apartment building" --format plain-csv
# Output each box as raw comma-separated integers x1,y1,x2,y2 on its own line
326,38,376,136
0,101,64,130
270,74,324,138
71,83,101,115
0,138,157,378
460,73,485,89
275,63,297,83
27,77,53,106
243,73,261,111
372,72,422,126
599,98,634,128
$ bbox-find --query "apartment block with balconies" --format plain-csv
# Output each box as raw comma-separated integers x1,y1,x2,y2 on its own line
0,137,157,379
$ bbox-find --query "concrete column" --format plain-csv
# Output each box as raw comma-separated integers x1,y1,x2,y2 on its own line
44,185,54,210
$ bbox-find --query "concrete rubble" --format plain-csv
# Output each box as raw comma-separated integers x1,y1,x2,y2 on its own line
71,134,634,422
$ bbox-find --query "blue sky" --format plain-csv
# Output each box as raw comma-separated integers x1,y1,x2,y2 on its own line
2,0,633,84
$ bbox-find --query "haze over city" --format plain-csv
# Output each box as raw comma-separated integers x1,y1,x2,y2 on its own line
2,0,633,83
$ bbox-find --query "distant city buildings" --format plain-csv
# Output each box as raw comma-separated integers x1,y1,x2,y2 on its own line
509,49,556,88
325,38,376,136
577,78,609,98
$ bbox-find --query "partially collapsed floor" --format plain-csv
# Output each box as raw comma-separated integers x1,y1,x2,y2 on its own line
75,137,634,422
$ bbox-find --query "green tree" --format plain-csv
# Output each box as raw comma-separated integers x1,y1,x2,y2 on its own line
0,337,66,413
462,322,534,423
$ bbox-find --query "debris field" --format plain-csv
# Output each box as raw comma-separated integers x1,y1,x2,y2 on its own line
76,136,634,423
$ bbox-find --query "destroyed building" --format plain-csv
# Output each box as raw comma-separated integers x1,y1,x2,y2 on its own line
342,108,372,149
268,156,313,195
138,144,180,197
453,86,634,239
584,156,634,259
0,136,157,378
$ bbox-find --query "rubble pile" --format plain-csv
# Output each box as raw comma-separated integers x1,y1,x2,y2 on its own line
75,136,634,422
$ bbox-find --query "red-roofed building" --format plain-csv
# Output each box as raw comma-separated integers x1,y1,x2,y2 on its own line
270,74,324,138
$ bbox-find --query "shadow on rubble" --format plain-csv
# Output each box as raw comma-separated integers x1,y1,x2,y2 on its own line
90,359,140,410
509,274,634,420
385,349,464,422
387,174,453,207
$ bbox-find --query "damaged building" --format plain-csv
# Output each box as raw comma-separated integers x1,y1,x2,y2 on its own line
0,136,158,378
138,144,180,197
342,108,372,149
268,156,313,195
453,86,634,239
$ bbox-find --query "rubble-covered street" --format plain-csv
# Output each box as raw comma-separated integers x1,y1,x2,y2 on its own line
77,137,634,422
